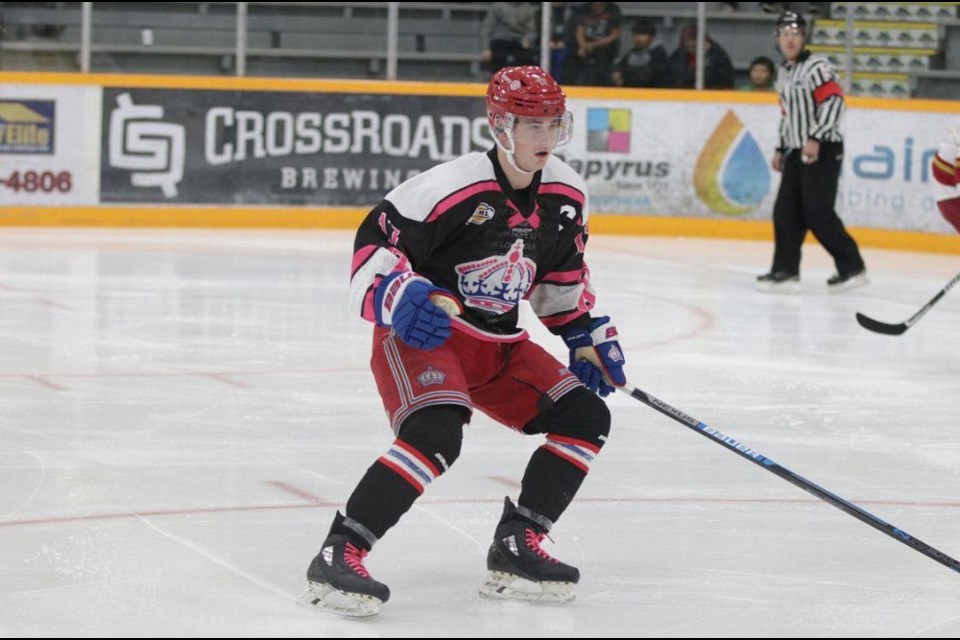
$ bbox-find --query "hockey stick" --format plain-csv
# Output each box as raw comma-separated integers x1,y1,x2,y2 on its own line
855,270,960,336
624,383,960,576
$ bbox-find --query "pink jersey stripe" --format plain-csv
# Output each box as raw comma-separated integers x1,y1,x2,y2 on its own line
426,181,500,223
539,182,585,206
351,244,379,277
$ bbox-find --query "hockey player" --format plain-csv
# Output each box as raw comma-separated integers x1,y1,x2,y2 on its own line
304,66,626,616
931,125,960,234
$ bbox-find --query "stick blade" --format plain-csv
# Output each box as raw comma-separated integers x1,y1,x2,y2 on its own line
855,312,908,336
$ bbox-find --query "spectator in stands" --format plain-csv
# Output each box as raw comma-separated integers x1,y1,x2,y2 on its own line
666,24,735,90
14,1,66,40
566,1,622,86
611,19,668,88
739,55,776,91
481,2,539,75
547,2,582,83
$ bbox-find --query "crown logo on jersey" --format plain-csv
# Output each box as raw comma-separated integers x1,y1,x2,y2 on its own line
468,203,496,226
417,366,446,387
455,239,536,314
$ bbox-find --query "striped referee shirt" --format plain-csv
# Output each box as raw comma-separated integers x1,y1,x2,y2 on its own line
776,50,844,151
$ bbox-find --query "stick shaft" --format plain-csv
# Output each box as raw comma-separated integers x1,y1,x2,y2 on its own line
626,384,960,575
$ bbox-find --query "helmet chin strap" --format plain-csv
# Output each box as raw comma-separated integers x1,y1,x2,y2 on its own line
494,128,537,176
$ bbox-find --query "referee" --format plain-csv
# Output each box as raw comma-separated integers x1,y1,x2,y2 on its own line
757,11,868,293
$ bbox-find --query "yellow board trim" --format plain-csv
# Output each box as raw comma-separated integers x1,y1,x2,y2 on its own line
0,206,369,229
815,20,939,30
2,73,959,254
4,71,959,114
2,207,958,254
838,72,911,81
0,71,485,97
808,45,937,56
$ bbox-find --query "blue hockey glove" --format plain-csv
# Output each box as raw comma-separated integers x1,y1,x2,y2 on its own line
375,272,456,350
562,316,626,397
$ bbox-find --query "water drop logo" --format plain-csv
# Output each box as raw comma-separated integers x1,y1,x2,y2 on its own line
694,111,770,215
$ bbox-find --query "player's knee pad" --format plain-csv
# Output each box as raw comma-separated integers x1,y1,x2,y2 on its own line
522,387,611,448
395,405,468,475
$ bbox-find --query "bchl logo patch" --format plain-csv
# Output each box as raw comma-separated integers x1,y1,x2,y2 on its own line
417,366,446,387
468,203,495,226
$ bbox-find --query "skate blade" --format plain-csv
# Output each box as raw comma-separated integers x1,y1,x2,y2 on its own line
478,571,576,604
302,581,381,618
756,281,800,294
828,274,869,294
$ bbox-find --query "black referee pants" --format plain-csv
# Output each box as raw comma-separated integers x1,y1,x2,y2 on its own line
770,141,865,277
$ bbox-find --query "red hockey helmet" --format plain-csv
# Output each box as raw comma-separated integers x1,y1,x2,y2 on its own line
486,66,572,158
486,66,567,124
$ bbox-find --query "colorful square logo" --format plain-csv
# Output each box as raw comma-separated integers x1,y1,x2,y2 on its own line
586,108,631,153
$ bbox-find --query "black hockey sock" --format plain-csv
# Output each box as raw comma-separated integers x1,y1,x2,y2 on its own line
341,459,420,549
517,447,588,527
339,406,467,549
517,388,610,527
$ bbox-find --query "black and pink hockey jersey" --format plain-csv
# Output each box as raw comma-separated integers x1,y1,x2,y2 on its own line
349,149,596,343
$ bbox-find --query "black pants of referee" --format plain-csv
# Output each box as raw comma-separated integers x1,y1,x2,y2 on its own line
770,141,865,277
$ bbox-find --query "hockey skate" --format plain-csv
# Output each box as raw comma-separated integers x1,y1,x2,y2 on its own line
827,269,869,293
479,497,579,604
756,271,800,293
303,513,390,618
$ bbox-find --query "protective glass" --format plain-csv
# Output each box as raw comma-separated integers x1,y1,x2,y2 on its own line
776,24,804,38
494,112,574,148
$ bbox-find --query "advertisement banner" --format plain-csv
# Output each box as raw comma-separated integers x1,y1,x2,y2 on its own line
559,101,780,222
0,84,101,205
97,85,959,235
840,108,956,234
559,99,959,235
100,88,489,206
